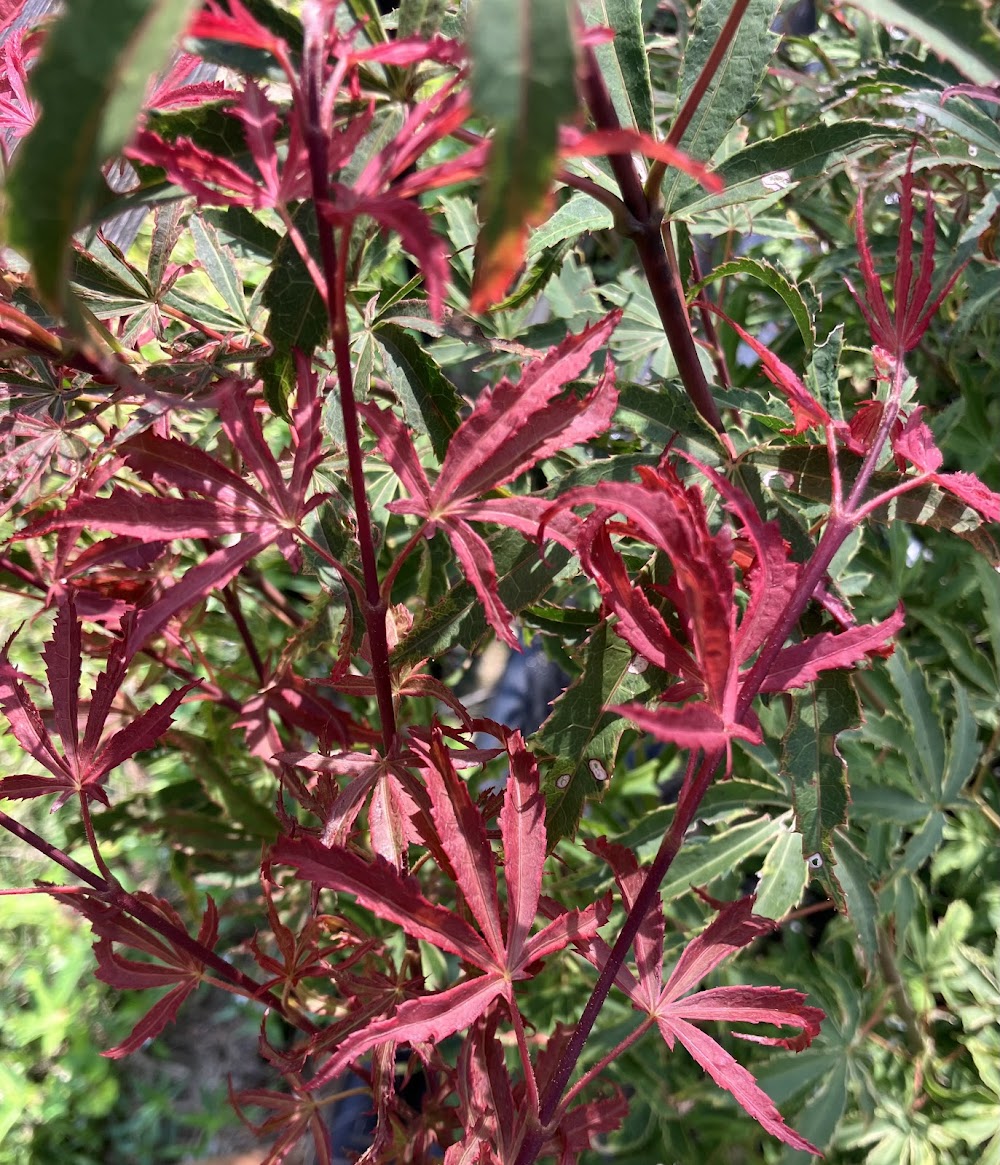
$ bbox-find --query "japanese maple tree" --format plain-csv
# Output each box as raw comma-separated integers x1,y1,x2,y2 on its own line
2,1,999,1163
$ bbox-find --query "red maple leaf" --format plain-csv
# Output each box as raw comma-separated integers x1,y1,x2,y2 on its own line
578,839,824,1154
545,459,903,758
0,594,192,808
361,312,621,647
17,363,327,659
891,407,1000,524
847,155,966,359
49,888,219,1059
272,729,610,1091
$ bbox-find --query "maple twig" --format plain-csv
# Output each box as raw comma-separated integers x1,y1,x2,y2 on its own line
300,43,398,753
516,749,723,1165
0,806,318,1034
560,1016,653,1109
579,48,725,435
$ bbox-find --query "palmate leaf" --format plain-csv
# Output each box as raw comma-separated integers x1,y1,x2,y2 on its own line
576,850,824,1154
660,0,782,214
0,596,191,808
364,312,621,647
273,730,608,1091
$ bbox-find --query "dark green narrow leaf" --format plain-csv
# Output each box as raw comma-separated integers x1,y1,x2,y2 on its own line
849,0,1000,85
887,650,946,799
782,670,860,905
830,834,878,977
671,120,905,219
660,815,784,899
585,0,654,133
6,0,200,309
533,621,651,848
260,204,328,418
688,256,816,351
660,0,782,213
469,0,578,309
189,216,250,326
807,325,845,424
373,323,462,461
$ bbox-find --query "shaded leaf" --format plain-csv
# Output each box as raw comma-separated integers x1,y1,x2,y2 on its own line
7,0,201,308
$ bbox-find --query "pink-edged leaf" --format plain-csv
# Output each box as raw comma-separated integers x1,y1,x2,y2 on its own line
128,532,271,659
577,520,693,677
758,606,905,694
355,193,450,323
312,974,508,1095
500,734,546,967
361,975,506,1051
0,772,102,804
446,519,519,649
701,303,831,434
661,897,776,1002
0,641,67,777
368,769,419,868
429,314,620,509
453,496,582,552
522,896,610,966
42,595,81,767
422,728,505,959
613,702,761,751
24,494,271,541
553,465,737,707
126,129,265,207
658,1018,819,1153
227,80,281,199
272,834,492,969
893,407,943,473
123,429,266,507
92,943,192,991
216,384,289,505
81,617,132,758
187,0,282,52
546,1090,629,1164
935,471,1000,523
89,682,194,785
101,981,197,1059
560,127,724,194
587,838,663,1009
670,984,823,1050
850,189,894,350
688,458,799,662
359,401,431,504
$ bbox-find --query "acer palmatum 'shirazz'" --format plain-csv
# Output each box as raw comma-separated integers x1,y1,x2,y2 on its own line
1,1,999,1162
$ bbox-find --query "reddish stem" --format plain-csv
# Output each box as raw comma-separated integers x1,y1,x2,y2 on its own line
0,806,317,1036
299,36,398,752
579,49,725,435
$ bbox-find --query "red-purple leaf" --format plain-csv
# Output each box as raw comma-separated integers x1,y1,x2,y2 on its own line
658,1018,819,1153
613,701,761,750
500,735,546,968
701,302,831,435
272,835,491,967
429,314,620,509
758,606,905,694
